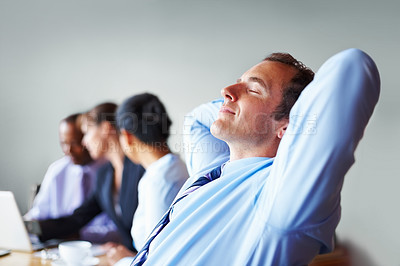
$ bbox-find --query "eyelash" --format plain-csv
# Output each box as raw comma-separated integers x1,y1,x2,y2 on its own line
248,89,259,94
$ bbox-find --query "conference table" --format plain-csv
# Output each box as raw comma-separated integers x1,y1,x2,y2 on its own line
0,244,349,266
0,250,108,266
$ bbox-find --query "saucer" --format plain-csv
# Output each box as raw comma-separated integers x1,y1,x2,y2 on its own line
52,256,99,266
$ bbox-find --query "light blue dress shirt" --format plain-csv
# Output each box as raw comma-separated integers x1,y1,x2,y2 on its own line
115,154,189,266
25,156,119,243
141,49,380,265
26,156,101,219
131,153,188,250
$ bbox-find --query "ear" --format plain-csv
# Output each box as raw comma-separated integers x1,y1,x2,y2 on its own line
276,119,289,139
120,129,135,145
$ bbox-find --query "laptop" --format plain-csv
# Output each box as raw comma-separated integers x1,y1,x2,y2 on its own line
0,191,60,252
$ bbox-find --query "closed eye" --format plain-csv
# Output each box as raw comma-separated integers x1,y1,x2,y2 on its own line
249,89,259,94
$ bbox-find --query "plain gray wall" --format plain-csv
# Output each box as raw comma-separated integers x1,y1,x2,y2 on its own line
0,0,398,265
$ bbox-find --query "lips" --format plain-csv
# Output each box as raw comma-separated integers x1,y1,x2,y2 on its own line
219,105,236,115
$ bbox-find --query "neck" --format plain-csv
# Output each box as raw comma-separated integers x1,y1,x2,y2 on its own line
138,143,171,169
86,157,94,165
107,150,125,173
228,138,280,161
104,137,125,184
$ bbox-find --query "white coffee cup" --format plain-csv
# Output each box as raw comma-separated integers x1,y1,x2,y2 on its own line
58,240,92,265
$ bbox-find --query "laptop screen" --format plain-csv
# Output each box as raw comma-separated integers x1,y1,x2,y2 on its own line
0,191,33,252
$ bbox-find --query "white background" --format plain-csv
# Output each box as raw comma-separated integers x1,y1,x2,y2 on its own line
0,0,399,265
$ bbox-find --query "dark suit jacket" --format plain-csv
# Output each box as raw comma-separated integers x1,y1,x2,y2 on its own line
39,157,145,251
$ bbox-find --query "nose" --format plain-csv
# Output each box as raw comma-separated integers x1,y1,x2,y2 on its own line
221,83,240,102
81,135,88,148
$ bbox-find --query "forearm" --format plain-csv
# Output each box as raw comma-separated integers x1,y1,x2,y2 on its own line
38,194,102,241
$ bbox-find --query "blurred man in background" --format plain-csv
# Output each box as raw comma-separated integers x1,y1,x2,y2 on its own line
25,113,120,243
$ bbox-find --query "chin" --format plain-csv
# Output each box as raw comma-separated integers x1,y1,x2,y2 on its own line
88,152,99,161
71,157,83,165
210,122,226,141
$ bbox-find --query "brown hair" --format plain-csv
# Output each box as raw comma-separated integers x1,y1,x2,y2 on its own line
83,102,118,128
264,53,314,120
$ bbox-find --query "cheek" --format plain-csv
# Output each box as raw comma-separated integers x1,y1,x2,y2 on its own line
242,103,272,134
252,113,272,134
86,130,100,145
83,134,92,147
72,144,85,154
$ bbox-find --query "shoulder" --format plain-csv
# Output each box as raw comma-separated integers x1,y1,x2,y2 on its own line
155,154,189,182
124,156,145,174
166,154,187,171
47,156,71,170
96,161,113,180
44,156,74,177
39,157,75,188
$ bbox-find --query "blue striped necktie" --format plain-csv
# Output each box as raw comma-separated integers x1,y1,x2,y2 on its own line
131,165,223,266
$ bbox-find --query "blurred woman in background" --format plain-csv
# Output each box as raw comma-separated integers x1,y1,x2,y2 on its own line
106,93,188,265
37,102,145,251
